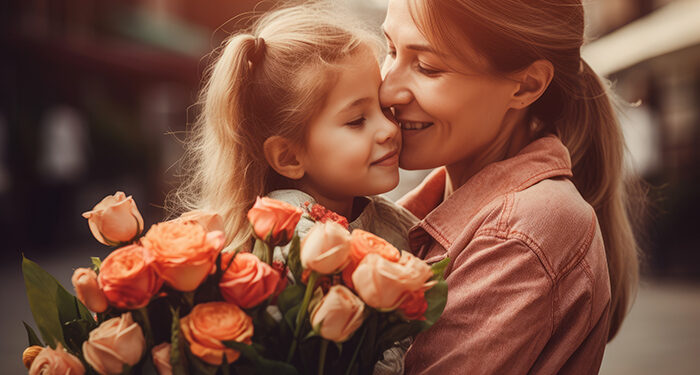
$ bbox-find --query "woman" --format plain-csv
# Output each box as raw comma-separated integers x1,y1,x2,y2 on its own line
379,0,641,373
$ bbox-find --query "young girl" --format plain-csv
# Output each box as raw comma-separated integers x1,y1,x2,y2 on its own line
169,3,416,259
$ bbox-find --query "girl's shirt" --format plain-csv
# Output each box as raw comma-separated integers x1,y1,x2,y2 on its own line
399,136,611,375
267,189,418,258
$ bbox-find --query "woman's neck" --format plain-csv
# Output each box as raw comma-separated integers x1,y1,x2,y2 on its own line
445,113,534,197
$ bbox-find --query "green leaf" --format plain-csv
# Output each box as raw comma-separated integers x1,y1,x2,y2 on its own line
423,278,448,326
276,285,304,315
284,305,301,333
374,320,422,355
430,257,450,279
287,234,302,284
91,257,102,272
223,341,299,375
63,318,93,354
169,307,187,375
359,312,378,368
22,256,66,347
23,321,43,347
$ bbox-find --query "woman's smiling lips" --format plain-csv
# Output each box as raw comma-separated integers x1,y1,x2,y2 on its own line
397,118,434,131
371,149,400,166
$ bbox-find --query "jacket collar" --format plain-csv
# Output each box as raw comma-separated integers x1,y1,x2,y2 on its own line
410,136,573,251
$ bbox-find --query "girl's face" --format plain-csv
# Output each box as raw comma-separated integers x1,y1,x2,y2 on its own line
299,49,401,200
380,0,521,171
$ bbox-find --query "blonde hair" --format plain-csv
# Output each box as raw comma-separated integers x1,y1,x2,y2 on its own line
409,0,642,340
167,2,382,251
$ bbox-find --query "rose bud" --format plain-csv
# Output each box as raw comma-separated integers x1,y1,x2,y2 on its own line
175,209,225,233
99,244,163,309
180,302,253,365
342,229,401,289
28,344,85,375
142,221,224,292
151,342,172,375
22,345,43,369
247,197,303,246
82,191,144,246
352,252,435,310
219,252,281,309
71,268,108,313
83,312,145,375
310,285,366,342
300,221,351,275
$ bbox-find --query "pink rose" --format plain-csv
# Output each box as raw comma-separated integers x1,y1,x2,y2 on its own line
300,221,351,274
310,285,366,342
82,191,144,246
151,342,172,375
83,313,145,375
351,252,435,310
247,197,303,246
175,209,225,233
72,268,108,313
219,252,281,308
28,344,85,375
142,221,224,292
99,244,162,309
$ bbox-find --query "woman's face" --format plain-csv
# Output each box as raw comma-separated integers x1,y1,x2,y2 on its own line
380,0,521,170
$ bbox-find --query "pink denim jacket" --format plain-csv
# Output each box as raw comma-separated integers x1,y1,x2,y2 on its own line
399,136,611,374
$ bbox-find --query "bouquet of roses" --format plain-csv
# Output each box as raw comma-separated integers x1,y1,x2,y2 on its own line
20,192,448,375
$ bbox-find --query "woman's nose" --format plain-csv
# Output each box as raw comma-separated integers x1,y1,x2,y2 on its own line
379,62,413,108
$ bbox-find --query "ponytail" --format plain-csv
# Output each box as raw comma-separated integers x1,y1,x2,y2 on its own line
547,59,641,340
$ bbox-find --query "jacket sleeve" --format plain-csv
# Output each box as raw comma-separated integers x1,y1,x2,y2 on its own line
404,234,554,374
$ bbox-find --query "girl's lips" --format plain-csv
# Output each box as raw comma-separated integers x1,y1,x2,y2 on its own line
372,150,399,166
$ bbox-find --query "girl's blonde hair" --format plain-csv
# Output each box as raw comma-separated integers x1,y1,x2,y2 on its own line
167,2,381,251
408,0,642,340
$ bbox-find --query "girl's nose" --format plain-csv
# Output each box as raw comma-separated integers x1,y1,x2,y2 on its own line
375,111,400,144
379,62,413,108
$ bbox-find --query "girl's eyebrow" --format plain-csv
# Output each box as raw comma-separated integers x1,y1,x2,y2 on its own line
339,97,372,114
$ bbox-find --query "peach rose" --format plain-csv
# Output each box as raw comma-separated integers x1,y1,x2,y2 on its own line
180,302,253,365
219,252,281,308
300,221,351,274
82,191,144,246
175,209,225,233
342,229,401,289
151,342,172,375
28,344,84,375
83,312,145,375
310,285,366,342
23,345,43,369
142,221,224,292
98,244,162,309
72,268,108,313
247,197,303,246
351,252,435,310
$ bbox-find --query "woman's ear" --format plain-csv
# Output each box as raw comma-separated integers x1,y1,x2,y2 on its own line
263,136,305,180
509,59,554,109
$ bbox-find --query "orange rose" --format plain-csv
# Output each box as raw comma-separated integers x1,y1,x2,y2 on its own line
99,244,162,309
72,268,108,313
342,230,401,289
175,209,225,233
398,290,428,320
247,197,303,246
22,345,43,369
351,252,435,310
82,191,144,246
151,342,172,375
83,313,145,375
142,221,224,292
219,252,281,308
28,344,84,375
180,302,253,365
310,285,366,342
300,221,351,274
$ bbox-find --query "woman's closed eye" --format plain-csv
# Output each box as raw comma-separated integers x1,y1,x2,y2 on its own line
417,62,442,76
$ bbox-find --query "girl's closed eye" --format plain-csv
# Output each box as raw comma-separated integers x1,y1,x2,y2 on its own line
346,117,366,127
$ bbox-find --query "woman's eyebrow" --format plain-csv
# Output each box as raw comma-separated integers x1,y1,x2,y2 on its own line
382,28,442,56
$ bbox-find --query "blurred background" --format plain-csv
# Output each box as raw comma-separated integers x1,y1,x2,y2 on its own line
1,0,698,373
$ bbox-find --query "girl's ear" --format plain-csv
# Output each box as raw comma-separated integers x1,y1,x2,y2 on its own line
509,59,554,109
263,136,305,180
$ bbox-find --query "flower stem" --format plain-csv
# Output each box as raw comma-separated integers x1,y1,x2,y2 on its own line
137,307,153,349
318,339,329,375
345,324,367,375
287,271,319,362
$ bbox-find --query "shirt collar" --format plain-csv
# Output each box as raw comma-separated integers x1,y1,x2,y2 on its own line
411,136,573,250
